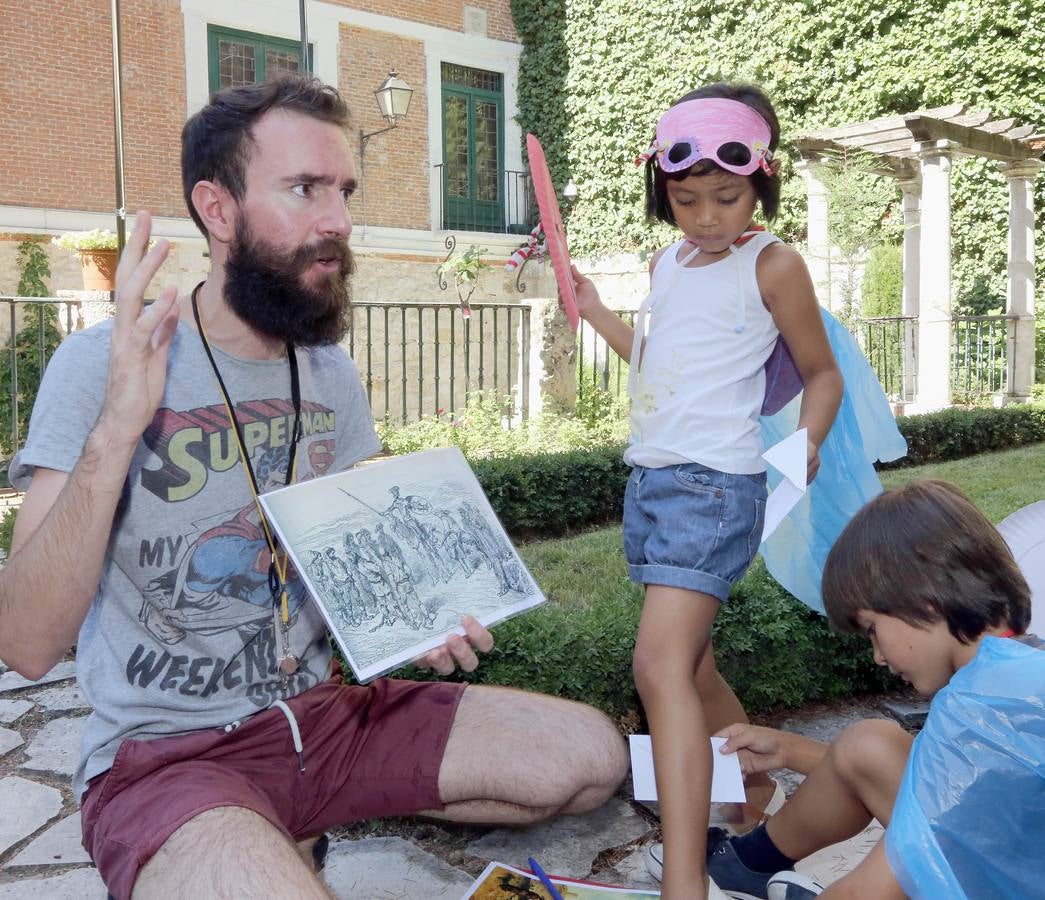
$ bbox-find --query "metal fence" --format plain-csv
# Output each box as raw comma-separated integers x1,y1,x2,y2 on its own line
858,316,917,402
347,301,531,423
433,165,537,235
951,315,1012,398
0,296,81,455
576,311,637,402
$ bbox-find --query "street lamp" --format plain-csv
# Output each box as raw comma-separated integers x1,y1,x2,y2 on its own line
358,70,413,233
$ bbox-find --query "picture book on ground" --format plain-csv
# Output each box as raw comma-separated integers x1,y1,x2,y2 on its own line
462,861,660,899
259,447,546,681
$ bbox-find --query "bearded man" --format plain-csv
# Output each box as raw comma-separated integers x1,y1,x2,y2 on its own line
0,75,627,900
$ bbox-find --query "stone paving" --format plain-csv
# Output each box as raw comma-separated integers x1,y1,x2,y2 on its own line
0,655,900,898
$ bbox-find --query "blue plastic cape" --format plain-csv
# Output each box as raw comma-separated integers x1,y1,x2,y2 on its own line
759,309,907,613
885,637,1045,899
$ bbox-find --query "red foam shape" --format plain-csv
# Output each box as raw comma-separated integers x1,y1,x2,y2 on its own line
526,133,579,330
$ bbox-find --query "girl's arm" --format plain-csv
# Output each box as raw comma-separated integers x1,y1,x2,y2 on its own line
758,243,843,481
569,263,634,361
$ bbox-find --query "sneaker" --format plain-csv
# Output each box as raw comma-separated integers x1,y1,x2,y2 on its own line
766,872,824,899
646,829,775,899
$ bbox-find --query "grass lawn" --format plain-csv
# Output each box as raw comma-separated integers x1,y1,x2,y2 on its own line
521,442,1045,609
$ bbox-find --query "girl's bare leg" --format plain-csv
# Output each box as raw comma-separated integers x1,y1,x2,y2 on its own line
766,719,912,862
633,584,720,899
694,647,776,826
820,839,906,899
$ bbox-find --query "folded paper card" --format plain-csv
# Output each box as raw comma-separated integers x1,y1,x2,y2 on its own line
629,734,746,804
760,427,808,543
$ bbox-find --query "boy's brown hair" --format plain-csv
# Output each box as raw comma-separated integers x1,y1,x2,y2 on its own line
823,479,1030,643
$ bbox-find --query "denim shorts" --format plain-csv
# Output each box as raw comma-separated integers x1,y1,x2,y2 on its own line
623,462,768,601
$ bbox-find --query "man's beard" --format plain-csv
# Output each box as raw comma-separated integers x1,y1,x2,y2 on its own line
223,220,354,347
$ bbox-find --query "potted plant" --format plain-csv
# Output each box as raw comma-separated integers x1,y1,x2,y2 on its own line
53,229,120,291
436,245,489,318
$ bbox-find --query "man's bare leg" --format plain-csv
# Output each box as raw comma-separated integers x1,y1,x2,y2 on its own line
133,806,332,900
766,719,912,862
694,647,775,827
421,684,628,824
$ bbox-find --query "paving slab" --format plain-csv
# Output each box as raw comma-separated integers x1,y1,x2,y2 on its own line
0,867,107,899
0,776,63,855
0,661,77,694
465,798,652,879
21,716,84,779
28,684,91,715
8,812,91,868
0,699,33,725
0,727,24,758
323,836,472,900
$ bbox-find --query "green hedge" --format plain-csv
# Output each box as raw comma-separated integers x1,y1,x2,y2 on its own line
475,404,1045,535
400,557,892,719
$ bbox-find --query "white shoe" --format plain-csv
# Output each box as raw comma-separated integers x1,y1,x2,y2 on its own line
766,871,824,899
643,844,732,899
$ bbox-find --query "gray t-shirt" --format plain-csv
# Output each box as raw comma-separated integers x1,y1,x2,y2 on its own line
10,319,381,798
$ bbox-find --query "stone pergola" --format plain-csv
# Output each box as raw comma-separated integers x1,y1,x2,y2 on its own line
795,105,1043,410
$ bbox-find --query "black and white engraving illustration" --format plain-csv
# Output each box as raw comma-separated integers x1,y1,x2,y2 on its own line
259,448,545,680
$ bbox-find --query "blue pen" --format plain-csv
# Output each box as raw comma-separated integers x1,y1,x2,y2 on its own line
527,856,565,900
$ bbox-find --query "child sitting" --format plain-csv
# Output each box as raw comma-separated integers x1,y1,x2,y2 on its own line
703,478,1044,899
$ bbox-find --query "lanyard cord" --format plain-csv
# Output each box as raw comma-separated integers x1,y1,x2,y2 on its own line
190,282,302,624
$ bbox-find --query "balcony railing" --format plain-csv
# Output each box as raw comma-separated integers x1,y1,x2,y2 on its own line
434,165,537,235
951,315,1013,398
858,316,917,402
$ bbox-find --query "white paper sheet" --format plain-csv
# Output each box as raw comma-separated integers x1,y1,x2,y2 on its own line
629,734,746,803
760,427,809,543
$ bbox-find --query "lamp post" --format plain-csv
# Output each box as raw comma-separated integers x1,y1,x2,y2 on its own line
358,71,413,234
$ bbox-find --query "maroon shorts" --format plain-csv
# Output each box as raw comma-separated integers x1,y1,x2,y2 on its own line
81,670,465,900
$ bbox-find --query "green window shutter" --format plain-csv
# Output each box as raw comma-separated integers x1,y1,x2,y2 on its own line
207,25,313,94
440,63,505,232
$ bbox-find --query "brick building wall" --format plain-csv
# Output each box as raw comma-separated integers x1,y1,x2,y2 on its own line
2,0,186,218
327,0,517,42
340,26,430,231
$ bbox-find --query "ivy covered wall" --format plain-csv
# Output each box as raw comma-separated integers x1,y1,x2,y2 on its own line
511,0,1045,309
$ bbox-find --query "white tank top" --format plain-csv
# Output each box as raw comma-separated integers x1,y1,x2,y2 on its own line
624,232,781,474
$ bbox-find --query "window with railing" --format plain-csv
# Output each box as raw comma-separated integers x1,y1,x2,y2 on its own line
439,62,533,234
207,26,312,93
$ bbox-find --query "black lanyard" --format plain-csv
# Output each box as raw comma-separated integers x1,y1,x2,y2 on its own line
190,282,302,624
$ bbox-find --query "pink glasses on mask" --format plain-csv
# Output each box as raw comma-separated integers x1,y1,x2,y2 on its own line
636,98,774,176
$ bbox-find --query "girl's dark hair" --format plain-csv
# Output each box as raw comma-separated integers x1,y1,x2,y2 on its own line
645,82,781,225
181,75,350,237
822,479,1031,643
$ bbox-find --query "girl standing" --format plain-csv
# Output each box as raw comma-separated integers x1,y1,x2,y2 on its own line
571,83,843,899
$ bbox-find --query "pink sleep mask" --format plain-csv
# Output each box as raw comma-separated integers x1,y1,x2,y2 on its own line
636,98,774,176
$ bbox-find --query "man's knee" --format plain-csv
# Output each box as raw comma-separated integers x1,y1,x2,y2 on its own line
830,718,911,787
563,703,629,810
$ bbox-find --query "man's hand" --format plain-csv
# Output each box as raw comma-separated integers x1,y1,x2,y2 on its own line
99,210,181,445
414,615,494,676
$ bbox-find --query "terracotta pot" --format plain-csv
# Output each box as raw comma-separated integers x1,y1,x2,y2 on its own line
79,249,119,292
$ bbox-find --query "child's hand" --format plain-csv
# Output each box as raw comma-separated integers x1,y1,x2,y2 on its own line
716,723,788,776
806,437,821,483
569,263,603,321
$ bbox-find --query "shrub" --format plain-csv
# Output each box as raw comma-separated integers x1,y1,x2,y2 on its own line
885,403,1045,468
398,557,893,719
860,243,902,318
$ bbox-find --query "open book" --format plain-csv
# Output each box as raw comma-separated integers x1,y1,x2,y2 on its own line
259,447,546,681
463,861,659,898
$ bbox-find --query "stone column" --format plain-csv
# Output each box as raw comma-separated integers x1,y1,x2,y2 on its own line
520,297,576,418
797,156,832,309
912,141,957,411
898,176,921,403
999,159,1041,402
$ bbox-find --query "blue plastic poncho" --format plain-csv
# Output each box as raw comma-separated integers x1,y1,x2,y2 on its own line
885,637,1045,899
759,309,907,613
